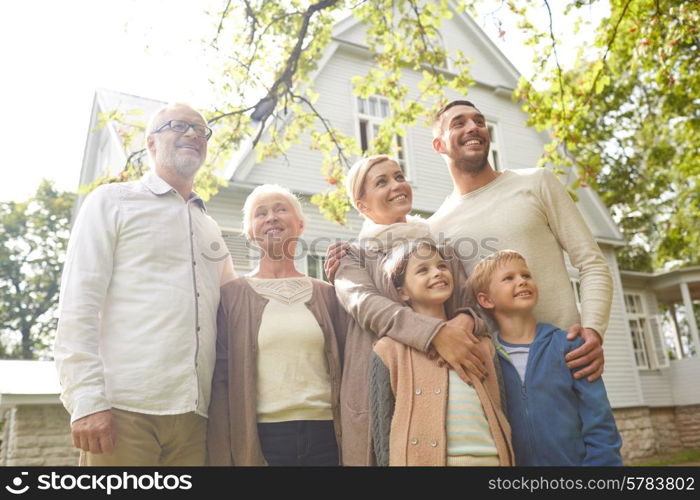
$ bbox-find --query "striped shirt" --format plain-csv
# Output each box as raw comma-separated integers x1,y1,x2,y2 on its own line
498,336,531,384
446,370,498,457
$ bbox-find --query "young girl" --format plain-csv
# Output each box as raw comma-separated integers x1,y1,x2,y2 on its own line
369,240,513,466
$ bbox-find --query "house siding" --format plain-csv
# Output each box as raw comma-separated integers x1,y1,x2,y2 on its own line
333,8,518,90
671,358,700,406
244,48,548,213
601,246,646,408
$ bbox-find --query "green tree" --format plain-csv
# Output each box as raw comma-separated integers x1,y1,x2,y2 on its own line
515,0,699,271
96,0,476,224
97,0,696,271
0,181,74,359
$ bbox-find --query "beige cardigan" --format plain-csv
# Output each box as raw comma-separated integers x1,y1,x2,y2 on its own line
334,217,486,465
373,336,514,466
207,277,347,466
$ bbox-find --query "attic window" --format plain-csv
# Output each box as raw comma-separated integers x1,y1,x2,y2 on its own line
356,96,410,179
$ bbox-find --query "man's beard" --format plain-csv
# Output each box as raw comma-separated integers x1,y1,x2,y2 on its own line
455,147,490,174
166,152,203,178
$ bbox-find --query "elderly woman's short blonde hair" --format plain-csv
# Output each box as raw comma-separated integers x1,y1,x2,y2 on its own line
345,154,397,212
242,184,306,240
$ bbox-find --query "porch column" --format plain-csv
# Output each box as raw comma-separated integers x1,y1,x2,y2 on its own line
667,303,685,359
680,281,700,355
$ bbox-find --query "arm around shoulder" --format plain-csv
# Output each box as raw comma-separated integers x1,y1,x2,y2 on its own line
333,246,443,352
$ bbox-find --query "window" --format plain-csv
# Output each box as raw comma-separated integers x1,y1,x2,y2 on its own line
356,96,410,178
570,278,582,313
306,254,327,281
487,123,500,171
624,293,670,370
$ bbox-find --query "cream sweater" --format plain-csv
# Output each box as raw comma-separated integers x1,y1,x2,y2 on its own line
248,277,333,423
428,168,612,336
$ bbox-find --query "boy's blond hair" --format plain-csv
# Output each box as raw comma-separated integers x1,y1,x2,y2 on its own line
468,250,528,307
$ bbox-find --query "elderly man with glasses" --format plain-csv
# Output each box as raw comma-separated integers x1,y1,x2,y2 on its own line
54,103,236,466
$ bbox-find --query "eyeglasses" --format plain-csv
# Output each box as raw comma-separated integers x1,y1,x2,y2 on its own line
153,120,213,140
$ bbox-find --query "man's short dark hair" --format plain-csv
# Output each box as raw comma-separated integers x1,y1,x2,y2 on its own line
432,99,479,137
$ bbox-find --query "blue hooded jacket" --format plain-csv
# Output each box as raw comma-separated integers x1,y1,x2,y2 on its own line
496,323,622,466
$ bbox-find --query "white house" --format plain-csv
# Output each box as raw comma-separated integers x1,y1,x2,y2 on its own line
2,5,698,465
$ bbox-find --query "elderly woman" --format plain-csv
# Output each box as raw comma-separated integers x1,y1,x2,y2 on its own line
207,184,346,466
333,155,488,466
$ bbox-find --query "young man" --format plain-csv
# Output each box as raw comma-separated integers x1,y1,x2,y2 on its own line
54,103,235,465
469,250,621,465
429,100,612,381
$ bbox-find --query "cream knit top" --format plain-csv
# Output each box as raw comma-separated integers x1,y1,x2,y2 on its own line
247,277,333,423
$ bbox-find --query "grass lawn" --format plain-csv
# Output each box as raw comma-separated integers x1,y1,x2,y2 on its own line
633,448,700,466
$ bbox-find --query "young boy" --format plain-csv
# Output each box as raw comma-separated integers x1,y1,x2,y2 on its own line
369,240,513,466
469,249,622,466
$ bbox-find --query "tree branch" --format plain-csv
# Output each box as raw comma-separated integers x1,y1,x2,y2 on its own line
208,104,259,124
212,0,233,48
243,0,259,44
252,0,339,124
586,0,635,106
543,0,566,121
291,93,352,168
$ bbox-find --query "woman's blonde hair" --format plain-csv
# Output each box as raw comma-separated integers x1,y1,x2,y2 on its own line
345,154,395,212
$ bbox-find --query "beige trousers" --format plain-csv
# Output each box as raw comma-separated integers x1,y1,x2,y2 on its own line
80,408,207,466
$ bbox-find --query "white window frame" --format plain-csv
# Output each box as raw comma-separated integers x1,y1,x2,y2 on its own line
433,31,450,71
355,95,412,180
624,292,670,370
304,253,327,281
570,277,582,313
487,122,501,171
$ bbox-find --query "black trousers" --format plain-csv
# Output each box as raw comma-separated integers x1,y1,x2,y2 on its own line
257,420,339,466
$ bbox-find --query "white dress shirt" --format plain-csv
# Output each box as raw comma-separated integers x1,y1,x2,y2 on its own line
54,172,235,423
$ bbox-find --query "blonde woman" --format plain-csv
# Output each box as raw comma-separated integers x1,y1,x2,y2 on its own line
333,155,488,465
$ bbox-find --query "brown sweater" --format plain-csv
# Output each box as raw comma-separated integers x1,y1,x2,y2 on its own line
207,277,347,466
372,336,514,466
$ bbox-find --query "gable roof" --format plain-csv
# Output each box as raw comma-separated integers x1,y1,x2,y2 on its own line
563,169,625,246
331,1,521,90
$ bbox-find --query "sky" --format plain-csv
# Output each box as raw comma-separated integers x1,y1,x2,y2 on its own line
0,0,607,202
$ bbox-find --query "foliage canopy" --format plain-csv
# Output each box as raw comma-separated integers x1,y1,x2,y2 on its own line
98,0,698,271
0,181,74,359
